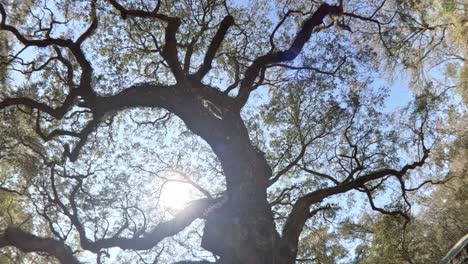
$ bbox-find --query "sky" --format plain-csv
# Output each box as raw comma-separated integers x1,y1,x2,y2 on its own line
1,0,460,263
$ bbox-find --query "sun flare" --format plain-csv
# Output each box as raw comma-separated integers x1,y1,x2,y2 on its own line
159,181,195,211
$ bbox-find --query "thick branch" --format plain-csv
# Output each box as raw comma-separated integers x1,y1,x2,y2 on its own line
0,4,96,101
236,3,342,106
161,19,184,81
280,148,429,262
81,198,216,252
0,91,77,119
76,0,98,45
0,227,81,264
46,166,216,253
192,15,234,81
107,0,171,22
106,0,185,82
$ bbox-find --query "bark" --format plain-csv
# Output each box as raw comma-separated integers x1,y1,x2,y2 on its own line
193,110,279,264
0,227,80,264
0,1,344,261
1,2,429,263
103,83,283,263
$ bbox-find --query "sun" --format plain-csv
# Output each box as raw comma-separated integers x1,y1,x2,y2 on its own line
159,180,195,211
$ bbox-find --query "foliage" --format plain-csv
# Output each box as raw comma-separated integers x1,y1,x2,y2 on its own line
0,0,465,263
343,111,467,264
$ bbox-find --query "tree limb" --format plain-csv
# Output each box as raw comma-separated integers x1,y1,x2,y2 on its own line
0,227,81,264
280,148,429,262
236,3,342,106
192,15,234,81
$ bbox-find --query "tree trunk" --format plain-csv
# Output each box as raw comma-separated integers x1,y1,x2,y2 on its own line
174,94,287,263
201,138,278,263
103,85,297,263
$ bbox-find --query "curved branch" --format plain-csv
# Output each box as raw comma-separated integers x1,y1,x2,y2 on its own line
0,91,77,119
76,0,98,45
45,166,218,254
82,198,216,252
0,3,96,101
280,148,430,262
360,186,409,221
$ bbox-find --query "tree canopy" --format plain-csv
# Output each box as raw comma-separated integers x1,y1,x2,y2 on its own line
0,0,466,263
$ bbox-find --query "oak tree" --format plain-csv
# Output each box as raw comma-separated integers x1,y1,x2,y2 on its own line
0,0,465,263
